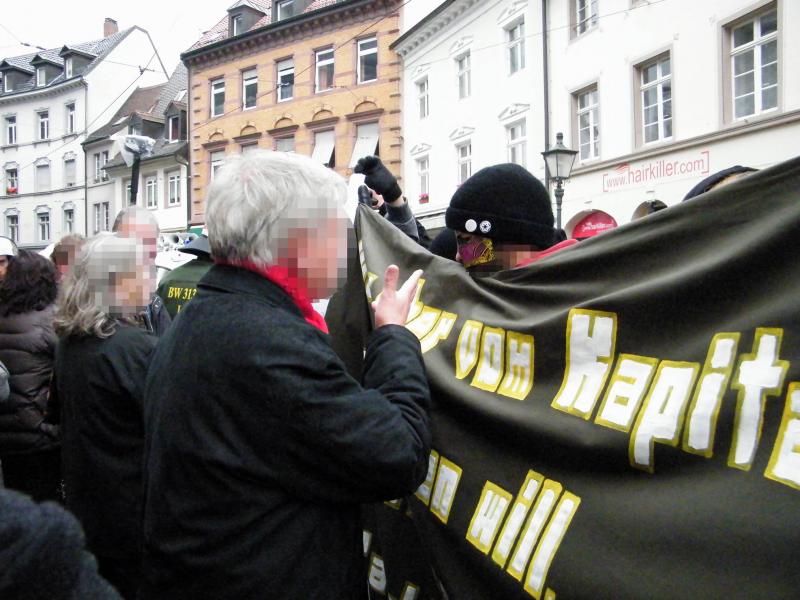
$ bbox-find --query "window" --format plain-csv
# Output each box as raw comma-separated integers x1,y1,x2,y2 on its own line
3,77,11,93
730,9,778,119
417,157,429,200
66,103,75,134
576,87,599,161
242,69,257,110
37,67,46,87
457,142,472,184
357,37,378,84
639,55,672,144
64,159,76,187
417,78,429,118
315,48,334,93
311,130,336,166
275,136,295,152
167,172,181,206
5,168,18,194
277,58,294,101
93,202,110,233
241,144,258,154
506,121,527,167
65,57,73,78
211,79,225,117
6,215,19,242
456,53,471,99
35,164,51,192
576,0,598,35
145,176,158,208
168,115,180,141
348,122,380,168
276,0,295,20
94,151,109,182
38,111,49,140
5,116,16,145
210,151,226,180
232,14,243,36
37,211,50,241
125,180,132,204
506,21,525,74
102,151,109,179
63,208,74,233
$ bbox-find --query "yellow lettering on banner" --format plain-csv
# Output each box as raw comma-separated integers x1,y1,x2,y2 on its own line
400,582,420,600
357,240,379,301
682,334,741,457
524,492,582,600
507,480,562,582
595,355,659,432
472,327,506,393
362,530,372,557
367,553,387,594
420,312,457,354
456,320,484,380
414,450,439,505
466,481,513,554
364,272,379,302
406,306,442,341
430,457,463,525
630,361,700,473
492,471,544,568
498,332,535,401
765,383,800,490
729,329,789,471
552,309,618,419
544,590,557,600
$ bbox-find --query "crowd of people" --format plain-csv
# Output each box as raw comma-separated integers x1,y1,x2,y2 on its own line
0,149,756,599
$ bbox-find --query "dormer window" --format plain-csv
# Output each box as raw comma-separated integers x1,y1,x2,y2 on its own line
276,0,295,20
3,77,9,93
37,67,46,87
65,57,73,78
232,14,243,36
168,115,180,141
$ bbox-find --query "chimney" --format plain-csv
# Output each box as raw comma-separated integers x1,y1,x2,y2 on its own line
104,18,119,38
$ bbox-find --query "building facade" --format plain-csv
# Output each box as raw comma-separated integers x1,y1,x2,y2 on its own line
393,0,547,230
0,20,167,249
548,0,800,233
84,64,190,244
395,0,799,235
182,0,403,225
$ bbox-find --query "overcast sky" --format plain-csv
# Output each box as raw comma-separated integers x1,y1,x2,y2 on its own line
0,1,231,75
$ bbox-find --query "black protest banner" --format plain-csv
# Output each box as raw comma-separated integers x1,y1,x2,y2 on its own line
328,156,800,599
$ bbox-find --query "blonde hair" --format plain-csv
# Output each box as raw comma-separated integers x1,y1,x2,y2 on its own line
54,233,148,339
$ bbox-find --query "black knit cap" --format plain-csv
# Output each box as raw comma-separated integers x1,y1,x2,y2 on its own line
446,163,555,248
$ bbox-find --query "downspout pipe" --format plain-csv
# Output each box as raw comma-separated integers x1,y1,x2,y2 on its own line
542,0,551,189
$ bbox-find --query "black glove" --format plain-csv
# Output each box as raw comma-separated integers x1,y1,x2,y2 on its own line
353,156,402,203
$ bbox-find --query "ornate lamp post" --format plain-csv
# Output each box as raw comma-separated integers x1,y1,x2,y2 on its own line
541,132,578,230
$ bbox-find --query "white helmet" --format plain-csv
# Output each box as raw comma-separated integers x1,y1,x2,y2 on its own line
0,236,18,257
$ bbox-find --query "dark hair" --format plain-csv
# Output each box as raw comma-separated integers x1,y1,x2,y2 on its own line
0,250,59,316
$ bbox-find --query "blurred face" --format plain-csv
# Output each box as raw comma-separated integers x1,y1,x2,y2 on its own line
280,214,349,300
113,270,154,313
0,256,8,280
117,221,159,261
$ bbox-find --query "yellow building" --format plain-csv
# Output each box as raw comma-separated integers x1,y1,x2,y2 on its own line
182,0,403,225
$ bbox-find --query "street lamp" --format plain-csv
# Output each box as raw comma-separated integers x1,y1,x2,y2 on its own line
541,132,578,230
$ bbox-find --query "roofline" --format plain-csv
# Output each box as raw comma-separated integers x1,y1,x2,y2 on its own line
389,0,456,51
0,77,86,104
181,0,376,62
30,55,64,68
0,62,35,74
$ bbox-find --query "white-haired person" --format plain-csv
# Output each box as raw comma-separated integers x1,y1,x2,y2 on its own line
141,150,431,599
53,232,159,600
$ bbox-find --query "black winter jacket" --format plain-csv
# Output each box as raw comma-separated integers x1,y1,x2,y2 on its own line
54,323,157,562
141,264,431,600
0,305,59,456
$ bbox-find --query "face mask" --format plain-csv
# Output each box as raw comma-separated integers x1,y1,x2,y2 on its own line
457,236,495,269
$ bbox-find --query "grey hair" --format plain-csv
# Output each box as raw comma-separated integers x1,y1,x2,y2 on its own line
54,232,147,339
112,205,160,234
205,150,347,265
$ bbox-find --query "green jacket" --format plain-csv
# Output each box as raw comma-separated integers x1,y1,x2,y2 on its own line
156,258,214,318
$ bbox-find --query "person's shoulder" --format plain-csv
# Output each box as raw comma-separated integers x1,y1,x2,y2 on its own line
108,322,158,351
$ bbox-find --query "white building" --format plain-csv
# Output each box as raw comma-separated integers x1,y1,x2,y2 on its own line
393,0,547,230
0,19,167,250
395,0,799,235
548,0,800,233
83,64,189,246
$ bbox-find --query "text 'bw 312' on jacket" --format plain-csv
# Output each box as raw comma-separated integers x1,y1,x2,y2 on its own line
140,264,432,600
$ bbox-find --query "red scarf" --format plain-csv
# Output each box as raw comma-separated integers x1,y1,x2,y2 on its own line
515,239,579,268
217,259,328,333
